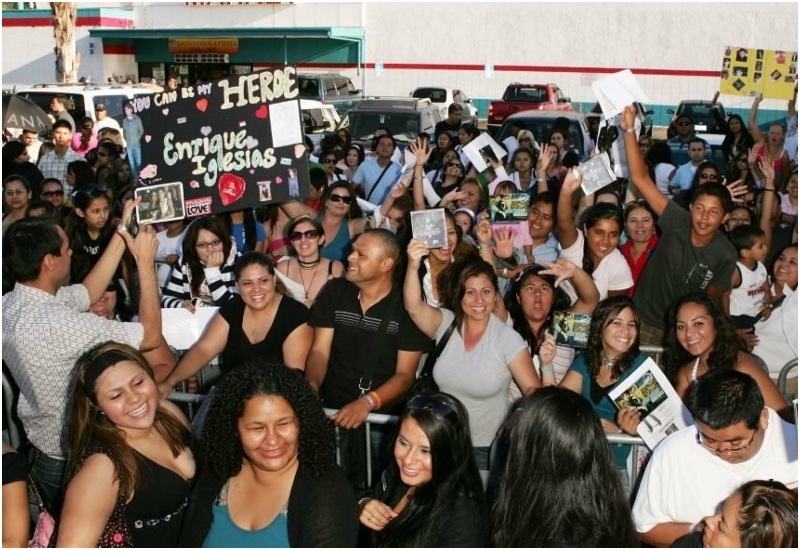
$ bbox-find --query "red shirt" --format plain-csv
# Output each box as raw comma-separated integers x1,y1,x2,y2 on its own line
620,234,659,297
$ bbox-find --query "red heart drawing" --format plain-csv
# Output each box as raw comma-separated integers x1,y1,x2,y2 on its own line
196,99,209,112
255,105,268,119
218,173,245,207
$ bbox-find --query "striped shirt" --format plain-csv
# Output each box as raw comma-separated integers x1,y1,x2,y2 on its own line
161,252,239,308
2,283,143,457
38,148,87,196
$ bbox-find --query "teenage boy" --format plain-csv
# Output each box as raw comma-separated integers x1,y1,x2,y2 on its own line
621,105,737,346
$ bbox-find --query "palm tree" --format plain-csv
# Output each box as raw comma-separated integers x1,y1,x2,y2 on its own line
51,2,79,82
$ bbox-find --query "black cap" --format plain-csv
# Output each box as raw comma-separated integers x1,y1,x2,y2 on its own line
95,103,106,111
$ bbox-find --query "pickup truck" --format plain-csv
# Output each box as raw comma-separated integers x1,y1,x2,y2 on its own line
488,83,572,134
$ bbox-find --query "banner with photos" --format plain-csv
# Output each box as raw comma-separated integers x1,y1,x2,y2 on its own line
719,47,797,100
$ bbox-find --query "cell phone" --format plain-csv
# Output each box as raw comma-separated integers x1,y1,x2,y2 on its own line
125,208,140,237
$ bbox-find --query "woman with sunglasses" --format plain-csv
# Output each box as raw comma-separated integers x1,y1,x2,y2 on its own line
663,292,792,421
280,181,367,263
427,150,465,199
359,392,488,547
2,175,32,234
727,151,757,190
505,259,600,385
161,215,239,311
159,252,312,398
319,149,348,186
275,215,344,307
70,116,98,157
672,161,722,210
515,129,538,152
57,342,194,548
93,140,122,184
620,200,660,297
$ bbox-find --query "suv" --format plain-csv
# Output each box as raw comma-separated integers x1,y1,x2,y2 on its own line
341,97,443,150
300,99,341,148
666,100,727,139
410,86,479,126
495,110,592,161
296,73,363,116
14,83,155,128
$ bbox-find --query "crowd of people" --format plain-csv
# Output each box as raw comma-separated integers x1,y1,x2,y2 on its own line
1,88,798,548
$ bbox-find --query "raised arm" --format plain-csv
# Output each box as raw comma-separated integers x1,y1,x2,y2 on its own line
535,143,556,194
408,138,433,211
758,157,779,252
621,105,668,216
749,94,765,143
279,200,317,220
710,91,730,137
403,239,443,338
538,258,600,314
555,169,581,249
789,85,797,119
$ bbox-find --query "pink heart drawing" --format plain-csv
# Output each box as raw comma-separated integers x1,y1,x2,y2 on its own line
275,177,283,184
161,108,169,116
196,99,208,112
144,135,151,143
190,180,199,188
249,169,255,174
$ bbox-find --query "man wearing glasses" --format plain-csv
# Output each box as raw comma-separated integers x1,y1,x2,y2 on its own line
632,369,797,547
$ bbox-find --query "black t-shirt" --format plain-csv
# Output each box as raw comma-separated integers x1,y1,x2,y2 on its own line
435,120,460,138
219,294,309,373
633,201,736,329
308,278,433,409
2,450,29,485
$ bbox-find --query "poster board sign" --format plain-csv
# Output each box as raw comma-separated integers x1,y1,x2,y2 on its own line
720,47,797,100
135,66,310,218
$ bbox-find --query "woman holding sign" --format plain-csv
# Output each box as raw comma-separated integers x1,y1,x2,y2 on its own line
749,95,791,190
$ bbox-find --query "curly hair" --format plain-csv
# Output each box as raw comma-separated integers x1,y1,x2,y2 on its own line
662,293,747,385
504,266,572,355
199,359,336,480
583,296,641,381
65,342,189,500
738,480,798,548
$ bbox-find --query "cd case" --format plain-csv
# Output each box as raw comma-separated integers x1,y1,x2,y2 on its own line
576,153,616,195
551,311,592,348
411,208,448,248
488,193,530,223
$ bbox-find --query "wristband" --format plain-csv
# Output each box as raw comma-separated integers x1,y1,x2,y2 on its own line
362,393,376,410
478,243,492,251
413,175,423,180
369,391,382,410
624,127,636,134
540,365,554,374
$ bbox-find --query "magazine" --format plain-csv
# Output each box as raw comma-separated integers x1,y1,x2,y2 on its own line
410,208,448,248
608,358,694,450
550,311,591,348
488,193,530,223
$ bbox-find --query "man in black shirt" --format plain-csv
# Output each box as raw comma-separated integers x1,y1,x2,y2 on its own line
434,102,463,139
307,229,432,489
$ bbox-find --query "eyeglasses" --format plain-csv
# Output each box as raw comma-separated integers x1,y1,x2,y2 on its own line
195,239,222,250
695,427,758,455
322,158,337,164
677,121,693,127
327,194,353,204
4,189,27,197
289,229,319,242
42,190,65,198
407,395,456,419
699,173,717,180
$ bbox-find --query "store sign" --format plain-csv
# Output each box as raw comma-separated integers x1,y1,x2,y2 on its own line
168,38,239,54
135,65,310,217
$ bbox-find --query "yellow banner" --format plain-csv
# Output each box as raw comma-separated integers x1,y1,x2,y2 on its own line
720,47,797,100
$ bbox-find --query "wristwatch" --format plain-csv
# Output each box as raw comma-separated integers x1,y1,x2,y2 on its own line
624,128,636,134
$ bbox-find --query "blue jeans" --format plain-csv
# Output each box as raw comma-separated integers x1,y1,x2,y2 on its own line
30,448,67,513
127,147,142,182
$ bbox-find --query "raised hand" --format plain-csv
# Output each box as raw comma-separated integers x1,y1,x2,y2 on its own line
474,218,493,246
492,225,516,260
621,105,637,130
406,238,429,270
408,137,433,166
724,178,748,204
537,257,578,287
561,168,583,195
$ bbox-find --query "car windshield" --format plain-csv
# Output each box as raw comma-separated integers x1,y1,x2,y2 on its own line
498,118,585,157
677,103,717,121
349,112,419,143
413,88,447,103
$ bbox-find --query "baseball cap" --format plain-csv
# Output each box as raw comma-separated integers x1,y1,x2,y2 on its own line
95,103,106,112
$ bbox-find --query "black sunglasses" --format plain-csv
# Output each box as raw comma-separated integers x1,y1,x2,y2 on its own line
322,158,337,164
677,121,692,127
447,163,464,169
42,190,65,198
407,395,456,419
289,229,319,242
328,194,353,204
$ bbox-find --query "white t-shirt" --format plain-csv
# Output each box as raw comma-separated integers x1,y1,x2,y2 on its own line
753,284,797,379
655,163,676,197
155,229,186,290
559,230,633,300
632,407,798,533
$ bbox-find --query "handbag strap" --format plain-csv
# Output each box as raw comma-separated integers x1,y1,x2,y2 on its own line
420,319,457,378
358,291,398,394
365,162,393,203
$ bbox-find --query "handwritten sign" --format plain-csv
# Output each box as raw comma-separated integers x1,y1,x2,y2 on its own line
720,47,797,100
136,65,310,217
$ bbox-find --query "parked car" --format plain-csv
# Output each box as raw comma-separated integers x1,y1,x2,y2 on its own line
410,86,479,126
488,83,572,134
339,97,442,151
300,99,341,148
666,100,727,139
495,110,592,161
296,73,363,116
15,82,155,127
586,101,654,137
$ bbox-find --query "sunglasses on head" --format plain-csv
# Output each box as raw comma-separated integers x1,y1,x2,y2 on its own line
407,395,456,419
289,229,319,242
328,193,352,204
519,137,531,142
72,184,108,199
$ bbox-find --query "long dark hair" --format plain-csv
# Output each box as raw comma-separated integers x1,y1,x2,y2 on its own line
182,216,233,296
78,116,94,150
504,266,572,355
66,187,114,283
581,202,623,275
378,392,487,547
663,293,747,384
583,296,641,381
492,386,638,547
220,209,258,252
